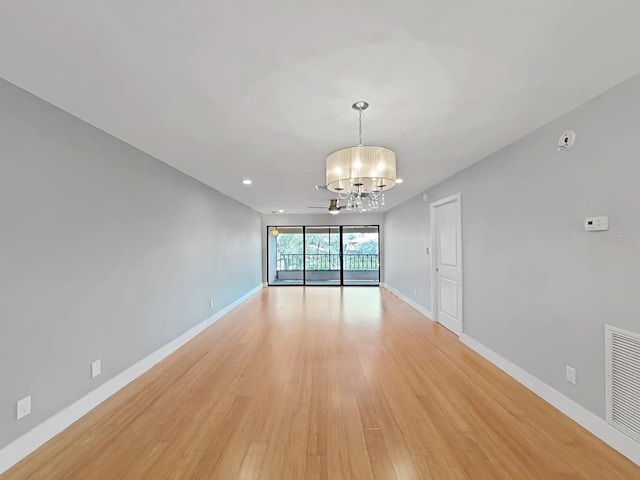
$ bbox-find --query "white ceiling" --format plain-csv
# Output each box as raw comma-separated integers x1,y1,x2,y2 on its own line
1,1,640,214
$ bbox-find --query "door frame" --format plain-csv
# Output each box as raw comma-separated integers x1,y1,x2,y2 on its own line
429,193,463,335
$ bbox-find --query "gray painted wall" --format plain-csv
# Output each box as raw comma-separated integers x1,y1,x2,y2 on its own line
383,196,430,307
0,78,262,448
384,73,640,419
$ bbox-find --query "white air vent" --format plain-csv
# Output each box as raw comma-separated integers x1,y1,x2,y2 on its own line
605,325,640,444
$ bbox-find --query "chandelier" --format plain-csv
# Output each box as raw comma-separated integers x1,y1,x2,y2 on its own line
325,101,397,212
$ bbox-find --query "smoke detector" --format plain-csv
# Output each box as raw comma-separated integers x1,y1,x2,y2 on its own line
558,130,576,151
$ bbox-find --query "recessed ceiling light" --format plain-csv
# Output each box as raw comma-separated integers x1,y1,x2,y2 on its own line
396,178,404,184
278,209,284,213
242,179,252,185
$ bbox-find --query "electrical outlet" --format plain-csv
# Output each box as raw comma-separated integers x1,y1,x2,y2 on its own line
566,365,577,385
17,396,31,420
210,300,214,309
414,289,417,297
92,359,102,378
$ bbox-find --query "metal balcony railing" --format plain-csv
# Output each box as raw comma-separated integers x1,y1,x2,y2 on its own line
276,253,379,271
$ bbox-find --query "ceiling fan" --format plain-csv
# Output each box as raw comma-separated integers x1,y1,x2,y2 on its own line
307,198,343,215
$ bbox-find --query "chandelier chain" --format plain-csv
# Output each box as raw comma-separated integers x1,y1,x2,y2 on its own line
358,108,363,146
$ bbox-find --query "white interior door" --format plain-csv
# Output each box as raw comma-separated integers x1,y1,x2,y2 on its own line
430,194,462,335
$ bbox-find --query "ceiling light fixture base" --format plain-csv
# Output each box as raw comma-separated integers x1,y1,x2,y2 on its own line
352,101,369,111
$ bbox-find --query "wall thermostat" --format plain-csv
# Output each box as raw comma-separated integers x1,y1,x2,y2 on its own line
584,216,608,231
558,130,576,150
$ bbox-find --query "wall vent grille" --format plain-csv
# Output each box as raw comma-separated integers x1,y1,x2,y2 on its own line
605,325,640,444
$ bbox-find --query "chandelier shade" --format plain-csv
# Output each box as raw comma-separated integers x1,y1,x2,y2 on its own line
323,101,398,212
325,145,397,193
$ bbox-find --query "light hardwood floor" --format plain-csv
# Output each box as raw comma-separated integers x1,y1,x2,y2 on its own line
3,287,639,479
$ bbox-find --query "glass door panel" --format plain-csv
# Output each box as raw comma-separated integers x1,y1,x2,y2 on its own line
268,226,304,285
304,226,341,285
342,226,380,285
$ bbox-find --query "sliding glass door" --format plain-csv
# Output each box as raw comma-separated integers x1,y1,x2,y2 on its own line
267,226,304,285
305,226,341,285
342,226,380,285
267,225,379,286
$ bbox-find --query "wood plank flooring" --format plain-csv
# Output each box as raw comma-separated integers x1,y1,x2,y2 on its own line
3,287,639,479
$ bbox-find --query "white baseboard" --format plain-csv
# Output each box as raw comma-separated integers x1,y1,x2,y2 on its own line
380,283,433,320
0,284,264,475
460,333,640,467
